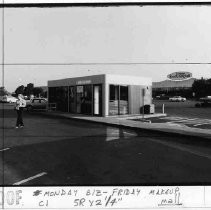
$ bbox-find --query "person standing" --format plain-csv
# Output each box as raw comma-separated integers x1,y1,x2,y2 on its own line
15,94,26,128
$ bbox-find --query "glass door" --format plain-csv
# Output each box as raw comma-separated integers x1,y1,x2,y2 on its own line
109,85,128,115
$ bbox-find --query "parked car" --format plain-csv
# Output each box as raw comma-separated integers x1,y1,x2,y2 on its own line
195,96,211,108
199,96,211,102
155,94,170,100
169,96,186,102
2,95,18,103
26,98,48,111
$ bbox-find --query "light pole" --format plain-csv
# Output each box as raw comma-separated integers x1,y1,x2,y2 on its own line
142,88,145,119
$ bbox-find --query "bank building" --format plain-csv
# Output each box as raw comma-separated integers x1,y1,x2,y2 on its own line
48,74,152,117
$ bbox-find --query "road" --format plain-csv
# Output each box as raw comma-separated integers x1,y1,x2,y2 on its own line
1,103,211,185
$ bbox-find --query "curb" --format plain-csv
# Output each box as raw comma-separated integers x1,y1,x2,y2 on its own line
38,111,211,141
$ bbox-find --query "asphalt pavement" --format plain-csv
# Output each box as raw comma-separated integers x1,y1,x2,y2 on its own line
154,99,211,119
1,103,211,185
134,116,211,130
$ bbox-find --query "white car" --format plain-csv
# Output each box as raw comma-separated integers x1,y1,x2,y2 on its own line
169,96,186,102
3,95,18,103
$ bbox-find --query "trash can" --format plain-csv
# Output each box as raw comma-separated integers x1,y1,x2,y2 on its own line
140,104,155,114
140,105,150,114
144,105,150,114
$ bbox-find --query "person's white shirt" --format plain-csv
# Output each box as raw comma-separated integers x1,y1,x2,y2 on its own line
15,95,26,109
19,98,26,107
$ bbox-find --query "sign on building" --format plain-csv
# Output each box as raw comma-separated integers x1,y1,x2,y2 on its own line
167,72,192,81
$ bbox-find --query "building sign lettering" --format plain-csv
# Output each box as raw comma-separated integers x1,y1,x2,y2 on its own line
167,72,192,81
76,80,91,85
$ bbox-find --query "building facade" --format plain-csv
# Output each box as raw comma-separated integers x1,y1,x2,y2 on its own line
48,74,152,117
152,78,196,98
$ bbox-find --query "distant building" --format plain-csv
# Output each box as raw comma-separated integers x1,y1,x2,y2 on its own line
152,72,196,98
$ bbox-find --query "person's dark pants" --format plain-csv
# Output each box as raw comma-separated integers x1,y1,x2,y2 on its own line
16,108,24,127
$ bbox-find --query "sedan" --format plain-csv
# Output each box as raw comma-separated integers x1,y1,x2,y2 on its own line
169,96,186,102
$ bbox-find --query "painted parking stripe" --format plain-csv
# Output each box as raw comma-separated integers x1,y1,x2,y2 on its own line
175,120,211,125
170,118,199,123
193,123,211,127
162,117,211,127
165,123,185,127
0,148,10,152
178,121,209,125
13,172,47,185
148,138,211,160
160,117,185,120
161,117,211,123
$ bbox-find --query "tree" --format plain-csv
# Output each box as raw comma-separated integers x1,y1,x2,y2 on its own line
14,84,47,98
0,87,9,96
33,87,44,97
15,85,25,95
24,83,34,96
192,78,211,98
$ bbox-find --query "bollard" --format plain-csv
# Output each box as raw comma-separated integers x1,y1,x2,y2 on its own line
162,104,165,114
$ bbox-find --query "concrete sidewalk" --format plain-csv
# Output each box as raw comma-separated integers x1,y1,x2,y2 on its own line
42,111,211,139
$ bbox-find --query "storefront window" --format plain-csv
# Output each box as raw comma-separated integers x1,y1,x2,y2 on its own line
48,87,68,112
76,85,92,115
109,85,128,115
109,85,119,115
120,86,128,115
49,83,102,115
83,85,92,114
48,87,56,104
76,86,83,113
57,86,68,112
69,86,75,113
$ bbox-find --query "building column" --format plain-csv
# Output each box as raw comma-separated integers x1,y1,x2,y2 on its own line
103,83,109,117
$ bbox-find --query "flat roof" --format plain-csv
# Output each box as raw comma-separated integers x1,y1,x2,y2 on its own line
48,74,152,87
152,78,195,89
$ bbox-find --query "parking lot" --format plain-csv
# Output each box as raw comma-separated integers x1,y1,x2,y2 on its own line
1,102,211,185
154,99,211,118
147,116,211,129
152,100,211,129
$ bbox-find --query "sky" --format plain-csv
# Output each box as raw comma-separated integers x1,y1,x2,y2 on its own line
1,5,211,91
